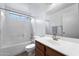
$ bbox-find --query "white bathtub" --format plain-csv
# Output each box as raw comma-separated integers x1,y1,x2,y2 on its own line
0,41,32,56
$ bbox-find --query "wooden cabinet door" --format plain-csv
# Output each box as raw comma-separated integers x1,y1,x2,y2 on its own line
35,41,45,56
35,47,44,56
46,46,65,56
35,41,65,56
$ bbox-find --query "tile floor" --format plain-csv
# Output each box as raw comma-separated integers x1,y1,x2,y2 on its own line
16,51,35,56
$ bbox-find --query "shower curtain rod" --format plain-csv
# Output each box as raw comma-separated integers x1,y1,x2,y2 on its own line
0,8,33,18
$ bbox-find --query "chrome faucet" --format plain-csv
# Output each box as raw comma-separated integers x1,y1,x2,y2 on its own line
53,35,58,41
52,25,64,41
52,26,58,41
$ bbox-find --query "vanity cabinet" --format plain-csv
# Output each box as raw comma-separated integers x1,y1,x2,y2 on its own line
35,41,65,56
35,41,45,56
46,46,65,56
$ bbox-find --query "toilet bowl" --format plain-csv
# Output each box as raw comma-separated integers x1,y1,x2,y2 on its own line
25,43,35,56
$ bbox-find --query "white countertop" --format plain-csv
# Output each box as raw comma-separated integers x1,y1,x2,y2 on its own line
34,35,79,56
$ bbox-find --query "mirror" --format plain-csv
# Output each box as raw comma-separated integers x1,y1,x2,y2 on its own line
46,3,79,39
62,4,79,39
45,13,63,37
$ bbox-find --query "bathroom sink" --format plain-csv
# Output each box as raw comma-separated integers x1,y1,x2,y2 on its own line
43,37,64,47
46,38,69,49
47,39,61,46
35,36,64,47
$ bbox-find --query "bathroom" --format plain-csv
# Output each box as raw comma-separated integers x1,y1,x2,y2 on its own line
0,3,79,56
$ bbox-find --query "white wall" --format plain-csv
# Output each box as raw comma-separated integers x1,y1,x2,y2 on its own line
31,19,46,36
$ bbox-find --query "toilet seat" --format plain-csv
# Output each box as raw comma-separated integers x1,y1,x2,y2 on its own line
25,44,35,49
25,44,35,52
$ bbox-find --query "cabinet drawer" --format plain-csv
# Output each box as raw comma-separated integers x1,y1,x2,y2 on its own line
35,47,44,56
46,47,65,56
36,41,45,52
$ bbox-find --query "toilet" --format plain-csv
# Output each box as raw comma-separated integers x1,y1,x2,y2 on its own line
25,43,35,56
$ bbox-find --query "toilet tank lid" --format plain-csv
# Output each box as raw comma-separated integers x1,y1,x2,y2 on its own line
25,44,35,48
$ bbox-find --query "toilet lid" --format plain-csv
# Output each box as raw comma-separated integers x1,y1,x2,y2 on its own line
25,44,35,49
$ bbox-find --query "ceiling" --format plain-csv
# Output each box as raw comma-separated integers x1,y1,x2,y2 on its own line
21,3,74,19
0,3,74,19
4,3,52,19
26,3,51,18
46,3,74,15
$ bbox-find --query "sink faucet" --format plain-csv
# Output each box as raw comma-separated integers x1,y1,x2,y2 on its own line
52,34,60,41
52,26,58,41
52,25,65,41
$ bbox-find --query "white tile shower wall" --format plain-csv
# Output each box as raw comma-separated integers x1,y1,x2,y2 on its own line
0,10,1,47
0,4,5,48
0,9,32,55
0,3,5,9
0,41,32,56
0,10,6,48
2,11,32,46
